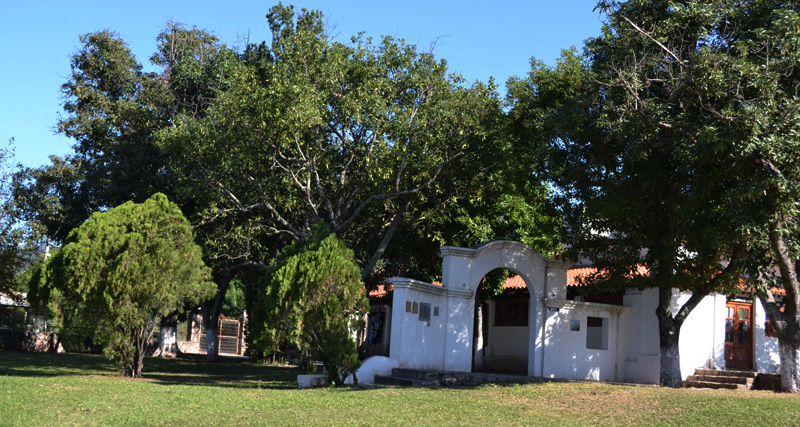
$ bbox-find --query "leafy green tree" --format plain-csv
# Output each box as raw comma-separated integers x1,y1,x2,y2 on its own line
10,155,87,257
29,193,215,377
564,0,800,392
0,141,22,298
508,3,756,386
158,4,503,280
250,226,368,385
58,31,173,211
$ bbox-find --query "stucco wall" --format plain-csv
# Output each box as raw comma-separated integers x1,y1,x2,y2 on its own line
677,291,726,379
388,279,448,371
541,300,627,382
753,299,780,373
621,288,660,384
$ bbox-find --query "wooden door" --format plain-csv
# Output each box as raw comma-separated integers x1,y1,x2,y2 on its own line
725,301,753,370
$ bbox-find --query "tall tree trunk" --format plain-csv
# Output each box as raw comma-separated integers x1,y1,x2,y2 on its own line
778,339,800,392
659,337,682,388
656,287,705,387
202,268,232,362
360,199,409,281
153,313,178,358
656,287,682,387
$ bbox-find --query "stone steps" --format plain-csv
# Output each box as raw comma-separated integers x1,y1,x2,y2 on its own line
684,369,755,390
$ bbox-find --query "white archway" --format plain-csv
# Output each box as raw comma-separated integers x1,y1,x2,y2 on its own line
440,241,569,375
388,241,569,376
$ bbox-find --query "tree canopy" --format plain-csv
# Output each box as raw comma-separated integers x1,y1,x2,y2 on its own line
156,4,547,280
29,193,215,377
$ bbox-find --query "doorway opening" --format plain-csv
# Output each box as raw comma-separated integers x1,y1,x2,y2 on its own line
473,269,530,374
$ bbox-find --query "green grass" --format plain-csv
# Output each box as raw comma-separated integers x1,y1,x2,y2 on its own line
1,351,799,426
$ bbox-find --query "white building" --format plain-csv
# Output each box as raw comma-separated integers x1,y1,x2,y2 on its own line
383,240,780,384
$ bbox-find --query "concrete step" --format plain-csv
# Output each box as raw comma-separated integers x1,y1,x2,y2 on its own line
687,374,754,385
683,380,748,390
390,368,439,381
694,369,755,378
374,375,440,387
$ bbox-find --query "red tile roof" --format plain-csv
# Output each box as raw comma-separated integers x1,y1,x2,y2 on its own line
502,275,527,289
367,267,787,295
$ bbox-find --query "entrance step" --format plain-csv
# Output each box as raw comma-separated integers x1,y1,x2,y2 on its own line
374,368,442,388
684,369,755,390
374,368,541,388
373,375,440,387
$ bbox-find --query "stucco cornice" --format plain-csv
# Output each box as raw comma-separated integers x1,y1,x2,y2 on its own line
441,240,570,269
390,277,448,295
545,299,629,315
390,277,474,299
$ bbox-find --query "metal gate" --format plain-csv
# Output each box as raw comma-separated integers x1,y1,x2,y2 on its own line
199,318,243,356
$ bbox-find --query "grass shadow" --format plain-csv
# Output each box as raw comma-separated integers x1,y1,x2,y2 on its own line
0,350,301,390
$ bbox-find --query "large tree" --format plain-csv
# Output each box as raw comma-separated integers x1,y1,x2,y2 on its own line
28,193,215,377
157,5,504,276
578,0,800,392
509,4,751,386
0,141,22,298
156,4,540,353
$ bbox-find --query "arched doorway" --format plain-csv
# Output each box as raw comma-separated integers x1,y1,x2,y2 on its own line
473,270,531,374
440,241,569,376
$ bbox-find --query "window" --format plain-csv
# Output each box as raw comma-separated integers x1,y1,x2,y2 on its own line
494,297,529,326
586,316,608,350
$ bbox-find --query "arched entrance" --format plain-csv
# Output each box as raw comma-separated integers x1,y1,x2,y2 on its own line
473,270,531,374
440,241,569,376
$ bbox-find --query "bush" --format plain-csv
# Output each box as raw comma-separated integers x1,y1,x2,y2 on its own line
250,226,369,385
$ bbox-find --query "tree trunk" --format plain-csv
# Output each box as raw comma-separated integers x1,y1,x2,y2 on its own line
134,346,145,378
778,339,800,392
202,267,232,362
205,325,219,361
360,199,409,281
153,314,178,358
660,338,682,388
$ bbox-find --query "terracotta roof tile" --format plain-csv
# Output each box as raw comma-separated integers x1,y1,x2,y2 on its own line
502,275,527,289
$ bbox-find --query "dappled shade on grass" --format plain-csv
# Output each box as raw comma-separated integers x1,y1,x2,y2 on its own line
1,351,798,425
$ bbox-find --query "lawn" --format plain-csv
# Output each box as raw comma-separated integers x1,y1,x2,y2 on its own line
1,351,798,426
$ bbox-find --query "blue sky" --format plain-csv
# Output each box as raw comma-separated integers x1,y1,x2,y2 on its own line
0,1,604,169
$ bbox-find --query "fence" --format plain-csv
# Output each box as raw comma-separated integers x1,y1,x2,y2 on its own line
179,316,244,356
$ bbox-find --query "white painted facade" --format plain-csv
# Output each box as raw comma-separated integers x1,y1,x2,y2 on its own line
387,240,782,384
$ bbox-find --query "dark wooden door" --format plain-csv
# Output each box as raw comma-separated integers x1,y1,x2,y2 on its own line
725,301,753,370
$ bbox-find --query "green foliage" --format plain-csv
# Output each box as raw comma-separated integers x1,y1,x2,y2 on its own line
58,31,172,211
221,278,246,318
156,4,521,281
250,225,369,386
507,1,800,386
0,140,29,300
31,193,215,377
10,155,87,248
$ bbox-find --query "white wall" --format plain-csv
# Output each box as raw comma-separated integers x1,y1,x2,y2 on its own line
676,292,726,379
485,301,530,358
541,300,627,382
753,299,780,373
388,279,448,370
622,288,660,384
